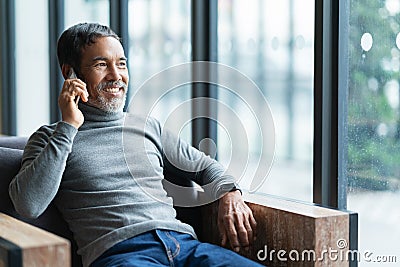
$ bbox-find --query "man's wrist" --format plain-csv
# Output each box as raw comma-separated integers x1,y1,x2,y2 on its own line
217,183,242,199
229,185,242,195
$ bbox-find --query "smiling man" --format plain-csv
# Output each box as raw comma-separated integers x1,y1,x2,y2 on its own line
9,23,263,267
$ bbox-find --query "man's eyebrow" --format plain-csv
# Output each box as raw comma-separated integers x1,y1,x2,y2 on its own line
92,56,108,62
91,56,127,62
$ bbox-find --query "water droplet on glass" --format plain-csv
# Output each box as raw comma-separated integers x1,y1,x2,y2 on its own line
361,33,373,52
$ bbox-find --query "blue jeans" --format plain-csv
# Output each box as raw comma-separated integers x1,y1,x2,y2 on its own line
90,229,264,267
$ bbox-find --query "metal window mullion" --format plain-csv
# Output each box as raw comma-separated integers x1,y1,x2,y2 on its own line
110,0,130,110
315,3,357,265
1,0,16,135
313,0,339,209
187,0,218,242
191,0,218,153
338,1,359,266
338,0,349,212
48,0,64,123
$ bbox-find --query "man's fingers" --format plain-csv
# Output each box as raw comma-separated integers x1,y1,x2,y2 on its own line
223,214,240,252
233,212,251,249
242,204,257,243
60,89,88,104
221,232,228,247
58,78,87,129
74,88,89,102
249,210,257,241
243,218,254,247
217,191,258,253
217,219,228,247
62,80,88,102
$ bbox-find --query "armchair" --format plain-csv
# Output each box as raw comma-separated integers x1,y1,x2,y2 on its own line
0,136,356,267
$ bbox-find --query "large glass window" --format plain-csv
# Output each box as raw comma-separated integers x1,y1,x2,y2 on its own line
127,0,191,140
64,0,109,29
15,0,49,136
14,0,109,136
218,0,315,201
346,0,400,263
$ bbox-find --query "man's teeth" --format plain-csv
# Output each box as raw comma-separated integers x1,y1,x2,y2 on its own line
104,88,120,93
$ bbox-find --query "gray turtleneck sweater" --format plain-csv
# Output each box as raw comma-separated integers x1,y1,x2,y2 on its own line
9,103,236,267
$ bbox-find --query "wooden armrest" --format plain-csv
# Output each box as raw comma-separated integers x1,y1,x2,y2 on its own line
0,212,70,267
201,193,356,267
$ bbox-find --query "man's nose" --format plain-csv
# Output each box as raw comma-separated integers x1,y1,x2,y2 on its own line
106,65,122,81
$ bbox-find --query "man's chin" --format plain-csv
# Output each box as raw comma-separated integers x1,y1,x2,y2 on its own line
88,97,126,113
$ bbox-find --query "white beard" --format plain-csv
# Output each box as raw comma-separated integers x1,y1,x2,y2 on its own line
88,81,128,113
93,92,126,113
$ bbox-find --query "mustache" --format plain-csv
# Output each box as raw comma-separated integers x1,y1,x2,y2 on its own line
96,81,127,91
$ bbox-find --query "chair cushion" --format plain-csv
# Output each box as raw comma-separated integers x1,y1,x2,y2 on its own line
0,146,82,266
0,136,28,150
0,147,24,216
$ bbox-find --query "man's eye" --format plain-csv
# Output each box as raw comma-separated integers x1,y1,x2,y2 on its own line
119,62,127,67
95,62,107,67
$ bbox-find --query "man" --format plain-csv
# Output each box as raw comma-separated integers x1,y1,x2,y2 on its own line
9,23,262,267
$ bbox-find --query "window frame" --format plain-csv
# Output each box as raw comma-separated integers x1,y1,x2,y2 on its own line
110,0,130,111
313,0,341,208
0,0,17,135
314,1,358,265
191,0,218,152
48,0,65,123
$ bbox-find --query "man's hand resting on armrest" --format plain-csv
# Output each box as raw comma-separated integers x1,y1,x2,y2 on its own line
218,190,257,253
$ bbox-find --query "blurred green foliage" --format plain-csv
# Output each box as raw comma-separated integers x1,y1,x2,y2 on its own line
348,0,400,191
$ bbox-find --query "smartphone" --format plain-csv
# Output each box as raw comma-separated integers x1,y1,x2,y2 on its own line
68,68,80,105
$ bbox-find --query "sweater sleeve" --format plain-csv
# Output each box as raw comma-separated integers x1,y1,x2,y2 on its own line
155,119,238,200
9,121,78,219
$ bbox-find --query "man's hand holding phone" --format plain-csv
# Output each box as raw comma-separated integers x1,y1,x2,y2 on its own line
58,68,89,129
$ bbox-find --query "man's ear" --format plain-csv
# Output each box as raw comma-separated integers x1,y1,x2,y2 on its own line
61,64,72,80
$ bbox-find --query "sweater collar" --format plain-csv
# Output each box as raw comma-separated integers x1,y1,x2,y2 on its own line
78,102,124,122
